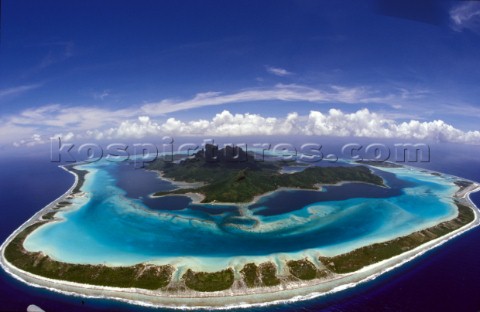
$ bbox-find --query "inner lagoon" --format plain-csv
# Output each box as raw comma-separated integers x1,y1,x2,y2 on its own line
23,160,459,269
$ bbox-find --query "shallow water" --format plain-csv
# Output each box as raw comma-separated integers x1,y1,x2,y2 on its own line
22,160,459,267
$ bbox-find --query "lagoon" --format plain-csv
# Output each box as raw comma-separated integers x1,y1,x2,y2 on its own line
23,160,459,268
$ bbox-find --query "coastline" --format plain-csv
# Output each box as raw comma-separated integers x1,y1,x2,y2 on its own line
1,164,479,309
150,169,206,189
152,181,383,207
0,164,79,251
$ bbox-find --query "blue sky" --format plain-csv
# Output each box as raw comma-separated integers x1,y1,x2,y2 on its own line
1,0,480,149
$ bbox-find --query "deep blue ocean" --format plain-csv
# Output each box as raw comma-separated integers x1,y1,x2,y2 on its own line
1,143,480,312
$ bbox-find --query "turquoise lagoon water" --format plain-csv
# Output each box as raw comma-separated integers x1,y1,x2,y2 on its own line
23,160,459,267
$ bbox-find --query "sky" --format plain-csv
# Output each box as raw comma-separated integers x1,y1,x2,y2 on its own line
1,0,480,151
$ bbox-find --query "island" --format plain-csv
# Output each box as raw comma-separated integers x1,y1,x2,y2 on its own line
150,144,385,203
0,145,479,309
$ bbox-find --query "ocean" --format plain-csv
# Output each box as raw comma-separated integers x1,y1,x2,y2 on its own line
0,142,480,312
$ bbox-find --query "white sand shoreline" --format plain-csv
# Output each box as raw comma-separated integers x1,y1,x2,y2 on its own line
1,164,479,309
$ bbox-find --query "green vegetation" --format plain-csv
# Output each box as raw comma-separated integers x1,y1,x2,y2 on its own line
259,262,281,286
320,203,475,274
455,180,473,188
240,262,281,287
53,201,71,210
4,203,475,291
4,159,474,293
4,223,173,290
41,211,57,220
151,145,384,203
183,268,234,292
240,263,260,287
286,259,318,280
68,167,88,194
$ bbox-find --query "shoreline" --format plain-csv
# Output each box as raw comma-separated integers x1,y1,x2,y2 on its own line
151,181,384,207
1,164,479,309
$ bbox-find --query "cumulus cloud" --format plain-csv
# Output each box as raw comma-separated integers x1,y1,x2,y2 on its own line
3,84,479,147
98,111,300,139
450,1,480,33
3,83,394,145
266,66,293,77
83,109,480,145
305,108,480,144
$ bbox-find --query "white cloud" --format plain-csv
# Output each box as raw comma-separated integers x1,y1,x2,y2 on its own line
87,109,480,144
0,83,403,145
3,84,480,147
0,121,41,145
51,132,75,141
103,116,164,139
0,84,42,99
13,133,47,147
140,84,395,115
9,104,135,130
266,66,293,77
1,104,136,146
99,111,299,138
450,1,480,33
307,109,480,143
138,116,150,123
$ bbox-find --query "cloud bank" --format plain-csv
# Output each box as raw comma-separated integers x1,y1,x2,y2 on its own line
79,109,480,145
2,84,479,147
2,83,406,135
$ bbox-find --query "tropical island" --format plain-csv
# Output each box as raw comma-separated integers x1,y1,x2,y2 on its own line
0,146,479,309
150,144,385,203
